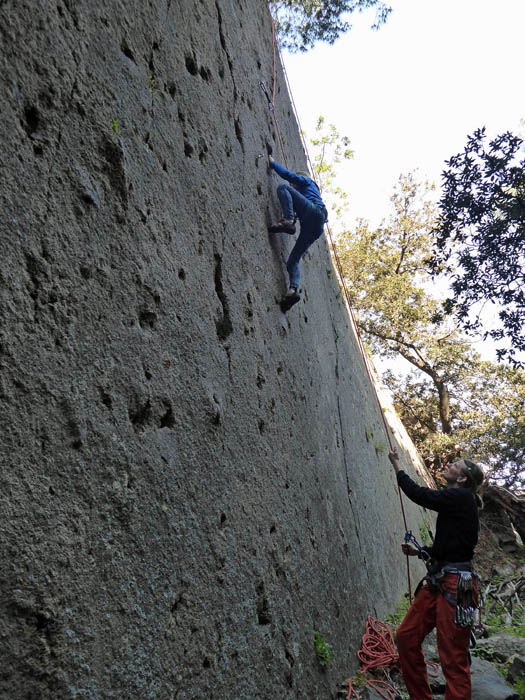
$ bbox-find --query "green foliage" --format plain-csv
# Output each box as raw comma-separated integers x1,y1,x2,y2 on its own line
314,632,335,666
111,118,121,137
335,172,525,486
149,76,164,96
383,361,525,487
349,670,368,688
374,442,385,456
269,0,391,52
418,517,433,547
471,642,497,661
511,676,525,698
307,116,353,217
485,603,525,637
385,595,410,626
433,127,525,364
337,173,440,357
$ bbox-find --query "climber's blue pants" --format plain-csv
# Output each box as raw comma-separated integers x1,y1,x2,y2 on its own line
276,183,326,290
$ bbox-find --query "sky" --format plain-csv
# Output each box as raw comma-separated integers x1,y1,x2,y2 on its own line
282,0,525,229
280,0,525,365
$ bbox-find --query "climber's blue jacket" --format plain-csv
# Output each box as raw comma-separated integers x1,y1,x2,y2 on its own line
270,160,326,212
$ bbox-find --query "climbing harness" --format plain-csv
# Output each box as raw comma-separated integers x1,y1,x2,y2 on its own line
404,527,481,629
426,563,480,629
407,545,481,632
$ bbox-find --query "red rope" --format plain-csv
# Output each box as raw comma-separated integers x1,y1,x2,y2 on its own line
268,12,289,168
356,617,399,671
347,617,400,699
346,616,439,699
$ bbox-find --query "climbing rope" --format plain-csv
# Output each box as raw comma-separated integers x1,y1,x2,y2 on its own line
346,616,439,700
259,13,289,168
356,617,399,671
265,5,413,602
347,617,400,699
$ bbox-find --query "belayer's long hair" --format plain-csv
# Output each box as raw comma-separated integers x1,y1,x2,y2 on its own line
460,459,484,507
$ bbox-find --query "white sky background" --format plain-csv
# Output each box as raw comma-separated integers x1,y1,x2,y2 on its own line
282,0,525,230
281,0,525,365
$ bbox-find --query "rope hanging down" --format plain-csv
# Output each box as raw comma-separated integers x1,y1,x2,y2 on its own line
265,7,413,602
259,14,289,168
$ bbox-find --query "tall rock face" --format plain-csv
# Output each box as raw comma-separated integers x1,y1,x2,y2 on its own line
1,2,430,698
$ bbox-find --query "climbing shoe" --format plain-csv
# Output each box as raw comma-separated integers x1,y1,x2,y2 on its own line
279,288,300,313
269,219,296,235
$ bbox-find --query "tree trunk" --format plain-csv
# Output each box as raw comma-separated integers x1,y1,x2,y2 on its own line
435,379,452,434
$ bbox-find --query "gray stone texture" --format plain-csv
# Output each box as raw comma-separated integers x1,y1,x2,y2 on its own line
476,634,525,663
471,658,520,700
507,655,525,685
424,632,522,699
0,1,430,698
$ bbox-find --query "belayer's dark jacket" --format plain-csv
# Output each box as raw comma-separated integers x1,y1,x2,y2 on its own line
397,471,479,563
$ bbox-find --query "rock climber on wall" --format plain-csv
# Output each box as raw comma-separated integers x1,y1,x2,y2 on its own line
268,154,328,313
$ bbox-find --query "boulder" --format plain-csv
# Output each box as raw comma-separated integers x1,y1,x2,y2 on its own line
476,634,525,662
471,657,519,699
507,654,525,685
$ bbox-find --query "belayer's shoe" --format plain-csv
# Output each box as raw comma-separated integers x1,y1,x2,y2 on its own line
279,288,301,313
269,218,296,235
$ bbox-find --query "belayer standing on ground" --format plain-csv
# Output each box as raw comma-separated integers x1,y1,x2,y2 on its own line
268,155,328,312
388,451,484,700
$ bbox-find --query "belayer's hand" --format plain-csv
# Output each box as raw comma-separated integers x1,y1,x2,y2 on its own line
401,542,419,557
388,449,401,474
388,450,399,466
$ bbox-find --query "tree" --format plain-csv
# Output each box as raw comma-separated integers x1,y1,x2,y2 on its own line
384,361,525,489
334,173,525,488
269,0,391,52
433,128,525,364
308,116,353,217
337,173,463,438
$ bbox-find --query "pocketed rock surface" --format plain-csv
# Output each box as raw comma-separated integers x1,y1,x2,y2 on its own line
0,1,431,697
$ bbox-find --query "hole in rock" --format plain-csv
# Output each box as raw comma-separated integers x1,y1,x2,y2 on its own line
185,54,198,75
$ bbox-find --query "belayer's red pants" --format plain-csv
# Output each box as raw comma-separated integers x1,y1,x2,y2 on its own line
396,574,474,700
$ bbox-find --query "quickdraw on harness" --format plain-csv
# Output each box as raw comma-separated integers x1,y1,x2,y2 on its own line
406,530,481,630
455,571,478,628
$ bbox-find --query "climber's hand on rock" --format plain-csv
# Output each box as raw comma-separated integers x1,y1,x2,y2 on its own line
401,543,419,557
268,154,274,166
